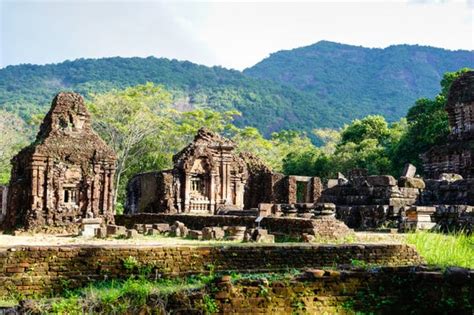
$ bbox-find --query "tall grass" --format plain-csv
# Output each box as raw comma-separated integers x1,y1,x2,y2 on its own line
36,276,207,314
406,231,474,269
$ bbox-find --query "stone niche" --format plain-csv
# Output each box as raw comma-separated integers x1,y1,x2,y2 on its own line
3,92,117,230
422,71,474,179
125,128,322,214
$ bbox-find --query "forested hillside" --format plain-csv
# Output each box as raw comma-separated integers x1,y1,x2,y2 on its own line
0,57,335,137
245,41,473,122
0,41,472,138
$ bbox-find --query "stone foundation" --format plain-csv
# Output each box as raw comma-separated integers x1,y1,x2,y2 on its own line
116,213,353,239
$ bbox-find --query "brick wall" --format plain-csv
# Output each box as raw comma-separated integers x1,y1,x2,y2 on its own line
210,267,473,314
0,244,423,297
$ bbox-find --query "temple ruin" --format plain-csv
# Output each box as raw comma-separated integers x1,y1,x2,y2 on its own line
125,128,322,214
3,92,117,230
422,70,474,179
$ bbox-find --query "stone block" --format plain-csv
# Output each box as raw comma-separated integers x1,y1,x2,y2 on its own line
188,230,203,240
152,223,171,233
171,221,189,237
94,227,107,238
80,218,102,237
367,175,397,187
327,179,339,189
439,173,463,182
106,225,126,236
202,227,225,240
146,228,160,236
399,177,425,189
226,226,246,241
126,229,138,239
402,163,417,178
253,228,275,243
258,203,273,217
133,224,145,233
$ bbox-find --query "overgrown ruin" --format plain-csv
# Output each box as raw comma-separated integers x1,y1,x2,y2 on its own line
422,70,474,179
3,92,116,230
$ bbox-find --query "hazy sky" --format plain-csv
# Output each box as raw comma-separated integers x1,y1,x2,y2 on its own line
0,0,473,70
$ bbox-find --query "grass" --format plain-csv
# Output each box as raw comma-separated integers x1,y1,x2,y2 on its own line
406,230,474,269
32,276,210,314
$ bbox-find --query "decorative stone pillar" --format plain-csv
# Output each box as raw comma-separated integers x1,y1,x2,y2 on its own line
209,172,216,213
184,174,191,212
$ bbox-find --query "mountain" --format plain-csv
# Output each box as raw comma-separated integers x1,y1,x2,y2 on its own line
0,41,472,139
0,57,338,138
244,41,473,121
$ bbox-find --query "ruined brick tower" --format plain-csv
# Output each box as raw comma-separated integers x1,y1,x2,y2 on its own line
4,92,116,230
422,71,474,178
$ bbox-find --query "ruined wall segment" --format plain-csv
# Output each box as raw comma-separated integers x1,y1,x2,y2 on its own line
4,92,116,230
422,71,474,179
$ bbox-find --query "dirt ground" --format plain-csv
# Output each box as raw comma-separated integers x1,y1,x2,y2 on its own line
0,231,407,249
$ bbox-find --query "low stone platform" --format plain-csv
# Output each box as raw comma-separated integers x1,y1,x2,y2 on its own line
0,243,423,297
115,213,353,239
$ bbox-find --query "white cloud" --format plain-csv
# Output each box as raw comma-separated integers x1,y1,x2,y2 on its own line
1,0,472,69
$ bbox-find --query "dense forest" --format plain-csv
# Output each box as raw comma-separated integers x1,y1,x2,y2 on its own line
1,41,472,140
245,41,473,122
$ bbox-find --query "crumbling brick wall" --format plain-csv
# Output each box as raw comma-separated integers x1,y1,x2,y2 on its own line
0,244,423,297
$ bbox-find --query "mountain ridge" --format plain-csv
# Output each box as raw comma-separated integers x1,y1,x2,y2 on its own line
1,41,472,139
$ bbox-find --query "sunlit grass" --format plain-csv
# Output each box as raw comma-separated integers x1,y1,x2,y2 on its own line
406,230,474,269
37,276,207,314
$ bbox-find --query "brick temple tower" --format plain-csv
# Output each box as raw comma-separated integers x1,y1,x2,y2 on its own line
4,92,116,230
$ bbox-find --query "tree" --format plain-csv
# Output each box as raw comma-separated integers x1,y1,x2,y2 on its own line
87,83,173,207
0,111,29,184
340,115,391,145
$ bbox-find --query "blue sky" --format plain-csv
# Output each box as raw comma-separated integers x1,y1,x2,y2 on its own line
1,0,472,70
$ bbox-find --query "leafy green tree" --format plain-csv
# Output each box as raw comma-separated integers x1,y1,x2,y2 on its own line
87,83,173,207
340,115,391,145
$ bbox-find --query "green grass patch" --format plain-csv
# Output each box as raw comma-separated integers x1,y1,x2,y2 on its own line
406,231,474,268
32,276,210,314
